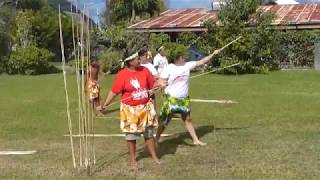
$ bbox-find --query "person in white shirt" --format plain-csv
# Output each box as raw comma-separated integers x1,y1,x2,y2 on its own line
153,46,168,74
155,44,220,146
139,48,158,77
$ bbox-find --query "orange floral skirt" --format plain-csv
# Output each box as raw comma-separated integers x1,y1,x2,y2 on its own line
87,80,100,100
119,101,158,133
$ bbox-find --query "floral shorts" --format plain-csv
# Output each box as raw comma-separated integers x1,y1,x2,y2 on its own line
159,94,190,126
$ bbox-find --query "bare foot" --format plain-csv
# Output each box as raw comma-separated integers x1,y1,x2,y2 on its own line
96,106,102,111
129,161,138,172
193,141,207,146
95,111,105,117
153,158,162,165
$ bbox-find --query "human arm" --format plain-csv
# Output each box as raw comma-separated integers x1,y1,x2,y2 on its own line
196,49,220,67
102,90,117,108
101,72,122,111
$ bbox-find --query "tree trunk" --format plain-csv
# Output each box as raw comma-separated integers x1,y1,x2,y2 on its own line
131,0,135,23
105,0,110,25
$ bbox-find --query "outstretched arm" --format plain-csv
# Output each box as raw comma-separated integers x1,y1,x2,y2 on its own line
196,49,220,67
195,36,242,67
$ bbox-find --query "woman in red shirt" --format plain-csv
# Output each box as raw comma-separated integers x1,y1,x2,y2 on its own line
102,52,165,168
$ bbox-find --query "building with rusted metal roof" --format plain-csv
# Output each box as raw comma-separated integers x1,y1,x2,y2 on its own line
128,8,218,32
258,4,320,29
128,4,320,33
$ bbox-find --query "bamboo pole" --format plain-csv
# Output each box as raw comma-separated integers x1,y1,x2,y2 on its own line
85,6,91,167
86,8,96,165
71,3,80,167
79,3,86,167
58,5,76,168
74,2,84,167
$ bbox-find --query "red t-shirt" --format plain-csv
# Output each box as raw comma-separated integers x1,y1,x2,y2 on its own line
112,66,155,106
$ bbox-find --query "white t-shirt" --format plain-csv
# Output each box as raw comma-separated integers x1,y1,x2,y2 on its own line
160,61,197,98
153,53,168,74
141,63,158,77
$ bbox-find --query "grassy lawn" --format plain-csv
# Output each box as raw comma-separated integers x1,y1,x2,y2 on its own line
0,70,320,179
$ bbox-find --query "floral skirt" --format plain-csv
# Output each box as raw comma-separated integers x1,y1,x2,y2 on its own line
159,94,190,126
120,101,158,133
87,80,100,100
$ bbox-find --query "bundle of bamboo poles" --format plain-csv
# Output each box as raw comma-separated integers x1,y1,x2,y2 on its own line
58,3,96,173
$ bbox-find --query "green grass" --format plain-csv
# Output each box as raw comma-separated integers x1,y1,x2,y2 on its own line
1,70,320,179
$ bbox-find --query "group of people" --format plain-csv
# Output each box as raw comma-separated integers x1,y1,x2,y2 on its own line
86,45,220,169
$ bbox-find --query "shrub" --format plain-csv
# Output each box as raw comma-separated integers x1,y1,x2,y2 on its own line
7,45,57,75
98,49,123,73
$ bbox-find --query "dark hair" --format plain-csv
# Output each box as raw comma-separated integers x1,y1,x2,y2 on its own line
142,43,148,49
124,60,130,67
138,48,148,57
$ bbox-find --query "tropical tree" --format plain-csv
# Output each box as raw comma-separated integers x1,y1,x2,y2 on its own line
107,0,166,24
0,0,17,72
16,0,46,11
204,0,280,74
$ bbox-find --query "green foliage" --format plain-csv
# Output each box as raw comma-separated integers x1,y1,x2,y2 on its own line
0,55,8,73
100,23,129,49
98,23,148,71
277,30,320,68
176,32,196,47
205,0,280,74
31,6,73,59
15,10,35,47
149,33,170,54
0,1,16,60
109,0,166,24
246,11,280,70
0,0,74,73
12,4,73,60
177,32,213,54
98,49,123,73
218,0,260,32
0,32,11,60
109,0,131,23
164,43,187,63
7,45,58,75
98,23,171,72
17,0,46,11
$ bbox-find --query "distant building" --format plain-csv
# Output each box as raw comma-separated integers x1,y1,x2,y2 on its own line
129,4,320,34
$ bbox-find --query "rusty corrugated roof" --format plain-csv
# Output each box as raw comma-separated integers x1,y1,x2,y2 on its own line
128,8,218,32
129,4,320,32
258,4,320,25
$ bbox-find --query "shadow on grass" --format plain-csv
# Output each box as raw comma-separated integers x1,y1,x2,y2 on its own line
88,125,248,175
137,125,249,160
84,151,129,176
105,107,120,114
138,125,214,160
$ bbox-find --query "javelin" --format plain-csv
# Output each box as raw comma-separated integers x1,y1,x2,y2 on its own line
189,36,242,79
217,36,242,52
